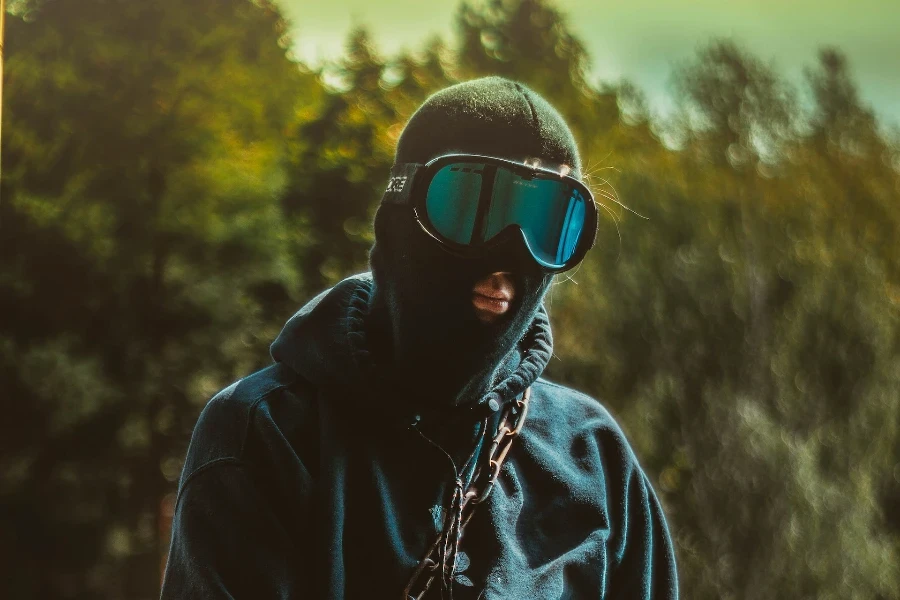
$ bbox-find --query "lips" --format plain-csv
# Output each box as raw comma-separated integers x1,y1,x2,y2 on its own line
472,293,511,314
472,273,515,318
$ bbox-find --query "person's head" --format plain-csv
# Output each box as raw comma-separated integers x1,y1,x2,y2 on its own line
367,76,592,408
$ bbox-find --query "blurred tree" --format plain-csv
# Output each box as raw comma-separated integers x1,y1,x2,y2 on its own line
0,0,312,597
455,0,620,157
280,26,456,290
549,39,900,599
672,39,797,169
280,27,394,289
456,0,590,94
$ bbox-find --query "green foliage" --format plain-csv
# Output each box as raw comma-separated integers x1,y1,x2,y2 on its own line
1,0,898,598
279,28,456,289
2,0,310,596
547,35,900,599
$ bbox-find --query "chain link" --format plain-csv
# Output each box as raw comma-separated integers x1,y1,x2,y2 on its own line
403,387,532,600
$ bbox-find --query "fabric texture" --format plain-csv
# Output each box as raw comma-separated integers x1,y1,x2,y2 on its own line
160,273,679,599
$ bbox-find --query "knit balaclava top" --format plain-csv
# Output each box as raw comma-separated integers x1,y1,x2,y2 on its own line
366,76,582,412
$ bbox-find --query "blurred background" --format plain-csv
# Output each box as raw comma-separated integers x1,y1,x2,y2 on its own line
1,0,898,598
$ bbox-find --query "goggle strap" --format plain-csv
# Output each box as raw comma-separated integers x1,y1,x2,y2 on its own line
381,162,423,206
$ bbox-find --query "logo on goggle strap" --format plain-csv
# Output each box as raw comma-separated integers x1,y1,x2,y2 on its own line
386,176,408,193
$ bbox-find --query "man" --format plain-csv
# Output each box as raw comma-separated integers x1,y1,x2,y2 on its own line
161,76,678,599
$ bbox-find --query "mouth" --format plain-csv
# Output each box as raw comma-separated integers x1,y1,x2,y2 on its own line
471,272,516,321
471,293,511,314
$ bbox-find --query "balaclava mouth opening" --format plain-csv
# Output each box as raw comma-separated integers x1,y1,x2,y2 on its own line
366,76,582,411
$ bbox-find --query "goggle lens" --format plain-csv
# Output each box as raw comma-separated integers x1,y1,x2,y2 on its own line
485,168,587,267
424,162,484,244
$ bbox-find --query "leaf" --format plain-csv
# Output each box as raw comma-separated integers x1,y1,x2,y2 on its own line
455,551,471,572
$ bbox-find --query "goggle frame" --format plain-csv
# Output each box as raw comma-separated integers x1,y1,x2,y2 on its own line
382,153,598,273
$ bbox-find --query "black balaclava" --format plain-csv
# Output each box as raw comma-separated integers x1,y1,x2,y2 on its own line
366,76,582,414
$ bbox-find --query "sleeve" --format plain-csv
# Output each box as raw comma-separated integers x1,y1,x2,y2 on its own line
159,461,306,600
605,457,679,600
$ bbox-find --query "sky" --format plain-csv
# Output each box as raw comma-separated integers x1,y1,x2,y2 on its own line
276,0,899,130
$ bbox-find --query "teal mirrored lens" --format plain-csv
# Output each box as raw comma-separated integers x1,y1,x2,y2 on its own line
424,163,483,244
484,169,587,267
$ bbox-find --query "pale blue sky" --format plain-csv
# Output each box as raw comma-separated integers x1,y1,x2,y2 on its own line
276,0,899,130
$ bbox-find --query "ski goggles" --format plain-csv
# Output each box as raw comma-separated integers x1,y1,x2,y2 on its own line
381,154,597,272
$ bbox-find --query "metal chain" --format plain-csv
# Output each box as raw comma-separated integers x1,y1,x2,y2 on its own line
403,386,532,600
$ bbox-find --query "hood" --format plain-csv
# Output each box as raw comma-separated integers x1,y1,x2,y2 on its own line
269,272,553,425
365,76,576,412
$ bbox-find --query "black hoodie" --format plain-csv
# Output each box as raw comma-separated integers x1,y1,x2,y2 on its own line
160,272,678,599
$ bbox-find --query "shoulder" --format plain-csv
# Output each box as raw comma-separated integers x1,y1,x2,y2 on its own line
528,377,640,465
531,377,627,436
179,363,314,484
